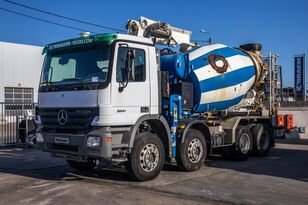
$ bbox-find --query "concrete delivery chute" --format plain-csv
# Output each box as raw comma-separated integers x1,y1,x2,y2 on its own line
36,16,275,181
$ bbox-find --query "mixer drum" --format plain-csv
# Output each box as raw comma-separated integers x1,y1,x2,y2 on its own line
188,44,256,112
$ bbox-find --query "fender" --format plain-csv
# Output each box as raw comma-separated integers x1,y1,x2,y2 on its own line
180,119,211,147
127,114,172,157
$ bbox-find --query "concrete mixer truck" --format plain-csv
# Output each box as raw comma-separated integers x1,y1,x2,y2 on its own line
35,17,274,181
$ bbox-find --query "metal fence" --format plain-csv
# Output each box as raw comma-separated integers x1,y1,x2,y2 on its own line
0,102,36,147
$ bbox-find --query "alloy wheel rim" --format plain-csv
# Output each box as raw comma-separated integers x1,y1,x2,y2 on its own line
188,138,203,163
239,133,250,154
139,143,159,172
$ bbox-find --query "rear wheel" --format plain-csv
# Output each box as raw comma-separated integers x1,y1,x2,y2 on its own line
252,124,271,157
225,126,253,161
67,160,96,171
126,132,165,181
177,129,206,171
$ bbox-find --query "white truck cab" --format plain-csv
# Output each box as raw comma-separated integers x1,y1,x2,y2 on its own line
38,34,159,126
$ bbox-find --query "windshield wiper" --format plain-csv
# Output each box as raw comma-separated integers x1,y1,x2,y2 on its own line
60,78,95,90
61,77,83,82
40,77,83,86
67,82,94,90
41,78,96,91
39,81,55,86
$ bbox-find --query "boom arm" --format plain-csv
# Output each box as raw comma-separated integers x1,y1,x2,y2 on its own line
126,16,196,52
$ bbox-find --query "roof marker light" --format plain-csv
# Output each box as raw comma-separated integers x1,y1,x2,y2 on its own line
79,32,91,37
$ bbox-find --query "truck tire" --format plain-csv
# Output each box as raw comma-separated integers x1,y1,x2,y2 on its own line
126,132,165,181
228,126,253,161
221,147,233,159
177,129,206,171
251,124,271,157
67,160,96,171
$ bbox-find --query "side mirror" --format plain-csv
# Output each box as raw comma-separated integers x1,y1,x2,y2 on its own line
118,44,134,92
125,48,135,77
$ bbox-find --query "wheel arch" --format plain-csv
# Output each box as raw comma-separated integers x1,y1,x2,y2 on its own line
128,114,172,157
246,118,274,147
226,117,274,147
180,120,212,154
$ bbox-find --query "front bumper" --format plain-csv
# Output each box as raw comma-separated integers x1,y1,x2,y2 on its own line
36,127,112,161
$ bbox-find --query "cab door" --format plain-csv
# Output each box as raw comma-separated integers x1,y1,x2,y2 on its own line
110,42,150,125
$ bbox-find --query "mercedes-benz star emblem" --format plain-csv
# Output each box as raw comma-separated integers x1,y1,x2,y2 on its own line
57,110,68,125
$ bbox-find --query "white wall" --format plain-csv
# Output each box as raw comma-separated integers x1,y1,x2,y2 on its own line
0,41,44,103
278,109,308,139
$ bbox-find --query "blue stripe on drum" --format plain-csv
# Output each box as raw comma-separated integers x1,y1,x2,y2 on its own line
196,94,245,112
198,65,255,93
190,47,247,70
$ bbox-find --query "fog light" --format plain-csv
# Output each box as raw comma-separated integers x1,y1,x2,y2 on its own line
86,136,101,147
36,133,44,143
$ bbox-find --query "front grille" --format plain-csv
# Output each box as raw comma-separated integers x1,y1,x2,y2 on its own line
39,107,98,131
48,143,79,153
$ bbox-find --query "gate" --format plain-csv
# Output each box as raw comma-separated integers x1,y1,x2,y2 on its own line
0,102,36,146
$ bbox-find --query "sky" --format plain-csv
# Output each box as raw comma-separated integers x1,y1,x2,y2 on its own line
0,0,308,87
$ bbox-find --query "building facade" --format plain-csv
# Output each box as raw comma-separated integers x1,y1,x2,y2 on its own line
0,41,44,104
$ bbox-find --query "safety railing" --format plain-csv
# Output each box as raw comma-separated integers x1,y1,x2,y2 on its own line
0,102,36,147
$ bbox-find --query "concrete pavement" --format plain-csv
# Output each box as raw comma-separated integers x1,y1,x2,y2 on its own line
0,139,307,205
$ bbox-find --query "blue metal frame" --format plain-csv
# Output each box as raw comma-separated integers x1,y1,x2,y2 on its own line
168,94,182,158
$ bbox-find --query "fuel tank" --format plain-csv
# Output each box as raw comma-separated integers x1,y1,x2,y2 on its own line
160,44,262,112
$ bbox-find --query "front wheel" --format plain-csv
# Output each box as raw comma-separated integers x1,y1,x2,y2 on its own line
177,129,207,171
126,132,165,181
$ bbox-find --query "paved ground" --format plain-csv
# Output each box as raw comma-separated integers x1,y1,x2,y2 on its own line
0,139,308,205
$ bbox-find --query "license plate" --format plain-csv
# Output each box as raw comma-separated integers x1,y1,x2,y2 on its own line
54,136,70,144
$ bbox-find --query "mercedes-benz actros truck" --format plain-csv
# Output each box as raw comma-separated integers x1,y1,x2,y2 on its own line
36,17,274,181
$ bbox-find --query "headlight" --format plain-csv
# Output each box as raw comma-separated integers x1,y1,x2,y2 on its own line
36,133,44,143
86,136,101,147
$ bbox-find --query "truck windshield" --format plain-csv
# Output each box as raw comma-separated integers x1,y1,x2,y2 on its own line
40,45,111,86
